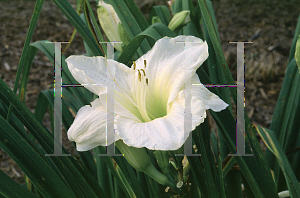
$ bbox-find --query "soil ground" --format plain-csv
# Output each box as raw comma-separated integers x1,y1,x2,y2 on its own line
0,0,299,185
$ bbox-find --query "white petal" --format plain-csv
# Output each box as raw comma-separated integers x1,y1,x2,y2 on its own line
98,92,141,122
68,98,120,151
133,36,209,114
66,55,144,119
66,55,135,96
66,55,109,95
191,74,229,112
115,91,206,150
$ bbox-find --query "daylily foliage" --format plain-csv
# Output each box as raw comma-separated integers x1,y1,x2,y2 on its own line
66,36,228,151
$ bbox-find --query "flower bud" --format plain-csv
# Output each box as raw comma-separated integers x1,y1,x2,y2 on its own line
97,0,122,52
117,23,131,46
152,16,162,24
168,10,191,32
115,140,175,188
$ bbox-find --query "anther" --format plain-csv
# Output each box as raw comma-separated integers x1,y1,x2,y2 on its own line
144,60,147,68
133,61,136,70
140,69,146,76
138,70,141,81
146,78,148,85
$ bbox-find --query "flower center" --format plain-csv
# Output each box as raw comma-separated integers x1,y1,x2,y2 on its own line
107,57,167,123
132,60,154,122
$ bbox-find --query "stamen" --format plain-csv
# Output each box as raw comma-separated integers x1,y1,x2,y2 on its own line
135,69,151,122
138,70,141,81
146,78,148,85
140,69,146,76
133,61,136,70
144,60,147,68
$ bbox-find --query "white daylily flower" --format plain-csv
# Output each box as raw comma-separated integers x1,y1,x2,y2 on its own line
65,36,228,151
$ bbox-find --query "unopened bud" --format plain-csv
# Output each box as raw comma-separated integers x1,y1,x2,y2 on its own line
117,23,131,46
152,16,162,24
168,10,191,32
97,1,122,52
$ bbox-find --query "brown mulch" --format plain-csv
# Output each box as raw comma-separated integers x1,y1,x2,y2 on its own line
0,0,299,185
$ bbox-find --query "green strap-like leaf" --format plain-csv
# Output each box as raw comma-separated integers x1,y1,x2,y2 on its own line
0,115,76,198
266,59,299,169
30,40,93,105
7,0,44,122
107,0,152,56
147,6,172,26
83,0,107,54
295,35,300,73
195,125,220,197
37,89,98,180
0,169,38,198
197,67,277,197
52,0,103,56
288,13,300,64
93,146,137,198
187,154,209,197
113,152,147,198
182,0,201,37
256,126,300,197
19,46,39,103
0,78,107,198
197,0,237,104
